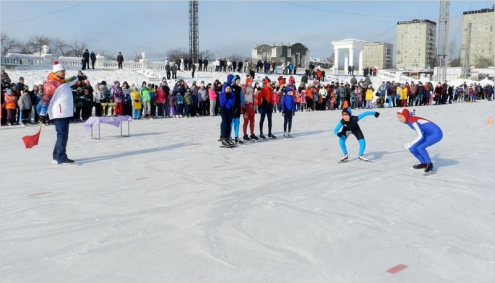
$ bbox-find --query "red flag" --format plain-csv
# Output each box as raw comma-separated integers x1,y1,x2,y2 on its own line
22,125,42,149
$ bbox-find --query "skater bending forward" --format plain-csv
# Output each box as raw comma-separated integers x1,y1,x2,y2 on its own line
333,108,380,162
397,108,443,173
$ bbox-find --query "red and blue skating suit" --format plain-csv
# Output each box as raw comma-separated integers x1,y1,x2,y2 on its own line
400,108,443,164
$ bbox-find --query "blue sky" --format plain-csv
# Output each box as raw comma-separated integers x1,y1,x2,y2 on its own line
1,1,493,61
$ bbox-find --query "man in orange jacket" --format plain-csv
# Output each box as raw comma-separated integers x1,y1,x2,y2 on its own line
258,79,276,139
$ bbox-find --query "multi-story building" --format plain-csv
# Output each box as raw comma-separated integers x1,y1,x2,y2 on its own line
362,42,393,69
461,7,494,67
396,19,437,69
252,43,309,67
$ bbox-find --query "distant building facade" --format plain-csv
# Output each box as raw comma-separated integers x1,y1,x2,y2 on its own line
461,7,494,67
396,19,437,69
363,42,393,69
252,43,309,67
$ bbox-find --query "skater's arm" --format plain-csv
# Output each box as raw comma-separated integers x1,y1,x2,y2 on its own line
404,122,423,149
333,122,343,135
240,89,245,109
357,111,376,120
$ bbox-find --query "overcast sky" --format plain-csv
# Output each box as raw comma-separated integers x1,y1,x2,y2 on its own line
2,1,493,61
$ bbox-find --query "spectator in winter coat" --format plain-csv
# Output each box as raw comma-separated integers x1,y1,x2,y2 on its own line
1,70,11,85
171,64,178,79
111,81,124,115
198,85,208,116
140,82,151,118
208,83,217,116
219,84,235,146
281,87,296,137
117,52,124,69
82,49,90,70
4,89,17,125
155,83,167,118
18,90,32,124
90,51,96,69
130,86,142,119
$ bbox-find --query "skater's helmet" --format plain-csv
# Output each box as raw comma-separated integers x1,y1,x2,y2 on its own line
342,107,352,116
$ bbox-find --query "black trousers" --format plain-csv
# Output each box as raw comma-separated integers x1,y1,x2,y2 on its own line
91,60,95,69
220,106,233,139
283,111,293,132
167,71,171,79
259,106,273,135
118,62,123,69
157,103,165,117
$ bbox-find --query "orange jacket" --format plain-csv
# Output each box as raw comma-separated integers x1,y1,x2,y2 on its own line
258,86,272,105
306,88,314,100
4,94,17,109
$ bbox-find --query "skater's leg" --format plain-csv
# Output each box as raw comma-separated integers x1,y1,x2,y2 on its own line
259,111,266,135
339,135,348,155
408,140,427,164
283,113,288,132
242,114,248,136
358,139,366,156
412,131,443,164
249,108,255,134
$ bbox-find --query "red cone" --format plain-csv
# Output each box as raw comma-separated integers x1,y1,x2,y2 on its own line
22,125,42,149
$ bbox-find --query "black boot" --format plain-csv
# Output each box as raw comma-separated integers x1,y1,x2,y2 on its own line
424,163,434,173
250,134,259,140
268,133,277,139
235,137,244,144
259,133,266,139
243,134,251,141
413,163,427,169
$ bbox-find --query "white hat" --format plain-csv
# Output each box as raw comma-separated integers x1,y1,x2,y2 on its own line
53,61,65,73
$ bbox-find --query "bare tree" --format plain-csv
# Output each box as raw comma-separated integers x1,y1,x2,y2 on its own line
50,37,71,57
131,51,141,62
166,48,189,62
199,49,214,61
66,40,87,57
476,56,494,68
1,33,20,55
27,36,52,55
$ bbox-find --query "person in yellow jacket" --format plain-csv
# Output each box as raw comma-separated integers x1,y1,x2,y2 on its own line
399,84,408,107
364,86,374,109
130,86,142,119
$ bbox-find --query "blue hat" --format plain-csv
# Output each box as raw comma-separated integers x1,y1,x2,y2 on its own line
6,89,12,94
342,107,352,115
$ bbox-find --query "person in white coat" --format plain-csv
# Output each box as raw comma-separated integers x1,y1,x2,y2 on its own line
40,61,78,164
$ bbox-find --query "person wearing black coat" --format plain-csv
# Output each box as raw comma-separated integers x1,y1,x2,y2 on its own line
117,52,124,69
90,51,96,69
203,59,208,71
82,49,90,70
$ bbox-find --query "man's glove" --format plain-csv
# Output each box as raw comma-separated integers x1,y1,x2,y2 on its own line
39,115,47,124
65,76,77,83
243,113,248,119
282,112,285,116
403,143,412,149
374,112,380,118
337,132,345,137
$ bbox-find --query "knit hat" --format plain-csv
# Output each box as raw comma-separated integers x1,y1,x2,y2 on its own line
52,61,65,73
342,107,352,116
398,108,411,122
245,77,252,86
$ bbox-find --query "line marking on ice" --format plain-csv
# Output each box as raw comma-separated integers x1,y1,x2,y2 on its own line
387,264,408,274
136,177,149,180
29,192,52,197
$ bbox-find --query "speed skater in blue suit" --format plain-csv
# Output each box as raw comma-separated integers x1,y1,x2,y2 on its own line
397,108,443,173
333,107,380,162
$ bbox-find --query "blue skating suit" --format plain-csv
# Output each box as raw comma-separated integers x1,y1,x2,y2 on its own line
333,108,378,156
399,108,443,164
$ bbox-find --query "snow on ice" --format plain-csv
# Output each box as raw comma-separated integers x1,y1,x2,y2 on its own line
0,69,494,282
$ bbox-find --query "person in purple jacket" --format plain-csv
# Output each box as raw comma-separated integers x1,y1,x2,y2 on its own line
281,87,296,138
219,81,235,147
